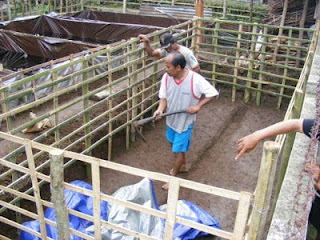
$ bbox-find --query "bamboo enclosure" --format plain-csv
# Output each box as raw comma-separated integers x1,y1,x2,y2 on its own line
0,15,318,240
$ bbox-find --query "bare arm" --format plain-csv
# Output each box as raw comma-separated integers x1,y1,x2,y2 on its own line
153,98,167,120
138,34,161,58
192,65,201,74
188,96,215,114
235,119,304,160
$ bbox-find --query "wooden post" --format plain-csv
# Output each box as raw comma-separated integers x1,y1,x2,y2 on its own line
49,149,70,240
25,142,47,239
274,90,304,200
91,162,102,240
247,141,280,240
195,0,204,44
232,23,243,102
232,192,252,240
126,44,131,150
164,177,180,238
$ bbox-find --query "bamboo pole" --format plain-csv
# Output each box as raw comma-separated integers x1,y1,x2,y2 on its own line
211,21,220,87
25,142,47,239
244,24,257,103
49,149,70,240
272,0,288,63
277,29,292,109
222,0,227,18
126,44,131,150
247,141,280,240
130,39,138,143
107,50,113,161
232,23,242,101
52,68,60,148
295,0,309,67
256,26,268,106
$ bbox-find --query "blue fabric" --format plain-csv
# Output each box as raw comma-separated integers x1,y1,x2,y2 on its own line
20,180,108,240
166,124,193,153
172,200,221,239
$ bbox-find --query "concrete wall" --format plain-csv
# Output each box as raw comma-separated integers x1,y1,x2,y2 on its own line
267,35,320,239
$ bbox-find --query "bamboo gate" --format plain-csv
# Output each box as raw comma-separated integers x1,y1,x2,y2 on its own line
0,17,319,239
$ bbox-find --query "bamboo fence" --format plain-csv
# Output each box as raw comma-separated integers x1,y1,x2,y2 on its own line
0,131,253,240
0,17,317,239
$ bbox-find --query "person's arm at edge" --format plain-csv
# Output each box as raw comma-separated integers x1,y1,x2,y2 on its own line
192,65,201,74
138,34,161,58
235,119,304,160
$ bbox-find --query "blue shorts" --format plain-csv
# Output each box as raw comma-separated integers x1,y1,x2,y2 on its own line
166,124,193,153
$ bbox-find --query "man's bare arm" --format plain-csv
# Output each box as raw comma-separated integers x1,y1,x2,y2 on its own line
139,34,161,58
235,119,304,160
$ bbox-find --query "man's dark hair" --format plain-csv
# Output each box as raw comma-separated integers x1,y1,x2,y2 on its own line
169,52,186,69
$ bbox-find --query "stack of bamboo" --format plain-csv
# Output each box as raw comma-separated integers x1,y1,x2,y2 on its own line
264,0,316,27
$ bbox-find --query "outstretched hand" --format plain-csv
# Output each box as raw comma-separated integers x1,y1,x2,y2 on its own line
235,133,260,160
153,109,163,121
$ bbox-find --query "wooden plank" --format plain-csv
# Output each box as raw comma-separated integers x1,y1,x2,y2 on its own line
25,142,47,239
164,177,180,238
91,162,102,240
232,192,252,239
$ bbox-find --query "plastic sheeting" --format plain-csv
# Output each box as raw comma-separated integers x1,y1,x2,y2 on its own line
1,15,165,45
20,180,108,240
20,178,221,240
71,10,186,28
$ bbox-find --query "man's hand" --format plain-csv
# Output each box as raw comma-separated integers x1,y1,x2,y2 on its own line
187,105,201,114
235,133,260,160
153,109,163,121
138,34,150,43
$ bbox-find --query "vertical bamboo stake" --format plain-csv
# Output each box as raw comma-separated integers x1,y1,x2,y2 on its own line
21,0,25,16
54,0,57,11
48,0,51,12
295,0,309,67
7,0,11,20
272,0,288,63
151,35,159,120
232,192,252,240
247,141,280,240
107,49,113,161
91,162,102,240
123,0,127,13
244,24,257,103
171,0,175,6
81,57,92,178
49,149,70,240
25,142,47,239
191,17,197,52
1,6,4,21
28,0,31,15
60,0,62,14
256,26,268,106
130,39,138,143
211,21,220,87
195,0,204,45
52,68,60,148
277,29,292,109
232,23,243,102
164,177,180,238
80,0,83,11
222,0,227,18
126,44,131,150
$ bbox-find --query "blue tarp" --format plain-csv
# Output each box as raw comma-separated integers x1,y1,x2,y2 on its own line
20,180,108,240
20,179,220,240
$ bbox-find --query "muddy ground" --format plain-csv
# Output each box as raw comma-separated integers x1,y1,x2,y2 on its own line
94,90,286,238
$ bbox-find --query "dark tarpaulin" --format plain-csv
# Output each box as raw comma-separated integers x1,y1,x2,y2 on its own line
70,9,186,28
2,15,165,44
0,30,95,70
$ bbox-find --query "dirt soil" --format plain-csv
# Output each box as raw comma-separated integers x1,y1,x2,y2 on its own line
97,91,286,238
